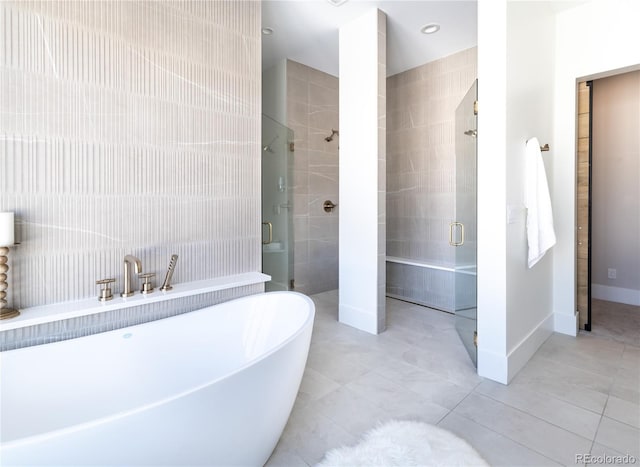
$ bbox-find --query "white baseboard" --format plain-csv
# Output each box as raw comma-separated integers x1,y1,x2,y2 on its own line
554,310,579,336
478,313,556,385
477,348,508,384
592,284,640,306
338,304,379,335
506,312,554,383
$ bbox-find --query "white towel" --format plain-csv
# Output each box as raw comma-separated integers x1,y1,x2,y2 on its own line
525,137,556,268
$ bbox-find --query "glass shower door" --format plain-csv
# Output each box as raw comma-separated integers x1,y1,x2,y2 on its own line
261,115,294,291
453,80,478,366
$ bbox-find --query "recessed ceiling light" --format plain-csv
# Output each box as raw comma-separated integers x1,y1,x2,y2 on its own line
262,27,274,35
420,23,440,35
327,0,349,6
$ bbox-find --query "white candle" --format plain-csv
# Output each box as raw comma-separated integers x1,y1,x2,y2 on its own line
0,212,15,247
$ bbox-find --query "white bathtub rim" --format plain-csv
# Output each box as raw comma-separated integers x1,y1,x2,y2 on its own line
1,291,315,450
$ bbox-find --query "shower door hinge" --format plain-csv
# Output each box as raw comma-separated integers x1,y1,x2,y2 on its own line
473,100,478,116
290,279,295,289
473,331,478,347
289,142,295,152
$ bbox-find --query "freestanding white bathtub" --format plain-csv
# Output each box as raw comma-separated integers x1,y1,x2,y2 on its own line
0,291,315,466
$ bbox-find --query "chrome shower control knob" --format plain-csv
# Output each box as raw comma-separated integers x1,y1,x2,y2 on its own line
139,273,156,294
96,278,116,302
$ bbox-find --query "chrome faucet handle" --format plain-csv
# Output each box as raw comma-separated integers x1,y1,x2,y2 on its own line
139,273,155,294
96,278,116,302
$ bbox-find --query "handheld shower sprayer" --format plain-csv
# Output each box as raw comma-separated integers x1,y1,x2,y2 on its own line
160,254,178,291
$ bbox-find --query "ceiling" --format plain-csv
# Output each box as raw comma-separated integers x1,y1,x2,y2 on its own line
261,0,478,77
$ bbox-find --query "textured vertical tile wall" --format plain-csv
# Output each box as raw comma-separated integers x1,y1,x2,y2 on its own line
286,60,339,295
386,47,477,310
0,1,261,347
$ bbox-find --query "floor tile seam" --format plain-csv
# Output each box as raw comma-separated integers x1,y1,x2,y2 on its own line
294,399,361,450
265,446,312,467
616,344,640,372
449,384,479,413
600,413,640,432
388,340,468,364
488,379,608,417
303,360,365,387
438,410,565,467
403,382,474,413
398,341,482,390
588,402,640,458
537,344,625,372
310,377,447,441
471,387,600,441
430,407,452,426
588,399,607,461
279,410,347,463
315,404,380,441
556,331,627,351
461,392,595,446
295,374,344,409
363,366,456,414
591,334,639,348
532,353,618,385
342,368,405,409
370,334,430,347
602,405,640,431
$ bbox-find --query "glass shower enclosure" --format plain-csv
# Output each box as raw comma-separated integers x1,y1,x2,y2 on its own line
261,115,294,291
452,80,478,366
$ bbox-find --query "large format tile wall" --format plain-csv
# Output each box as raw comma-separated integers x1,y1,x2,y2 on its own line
0,1,261,349
286,60,339,295
386,47,477,310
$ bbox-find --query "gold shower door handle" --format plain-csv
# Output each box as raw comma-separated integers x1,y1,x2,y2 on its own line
262,222,273,245
449,222,464,246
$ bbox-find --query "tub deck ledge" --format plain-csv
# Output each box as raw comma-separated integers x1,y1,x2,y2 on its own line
0,272,271,332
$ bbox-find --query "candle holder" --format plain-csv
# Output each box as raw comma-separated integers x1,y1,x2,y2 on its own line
0,246,19,320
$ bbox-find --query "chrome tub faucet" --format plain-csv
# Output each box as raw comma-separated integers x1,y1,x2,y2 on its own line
121,255,142,297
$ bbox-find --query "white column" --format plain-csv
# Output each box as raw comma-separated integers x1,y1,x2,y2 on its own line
338,9,386,334
477,0,508,382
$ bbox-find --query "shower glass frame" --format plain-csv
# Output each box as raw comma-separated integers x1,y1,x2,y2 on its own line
261,115,294,291
453,80,478,367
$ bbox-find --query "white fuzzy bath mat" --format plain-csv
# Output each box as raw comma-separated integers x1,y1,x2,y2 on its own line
316,420,490,467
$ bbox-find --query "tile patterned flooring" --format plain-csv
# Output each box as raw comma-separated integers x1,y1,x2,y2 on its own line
267,291,640,467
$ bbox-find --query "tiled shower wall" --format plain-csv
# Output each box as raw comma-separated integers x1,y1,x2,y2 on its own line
0,1,261,348
386,47,477,310
286,60,339,295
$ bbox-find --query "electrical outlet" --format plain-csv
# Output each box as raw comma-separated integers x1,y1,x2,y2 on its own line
608,268,617,279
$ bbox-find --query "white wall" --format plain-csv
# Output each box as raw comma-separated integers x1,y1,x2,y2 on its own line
553,0,640,325
505,2,556,380
477,0,556,384
478,0,640,383
477,0,508,382
338,9,386,334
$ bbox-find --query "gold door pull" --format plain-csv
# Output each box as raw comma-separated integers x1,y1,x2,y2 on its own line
449,222,464,246
262,222,273,245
